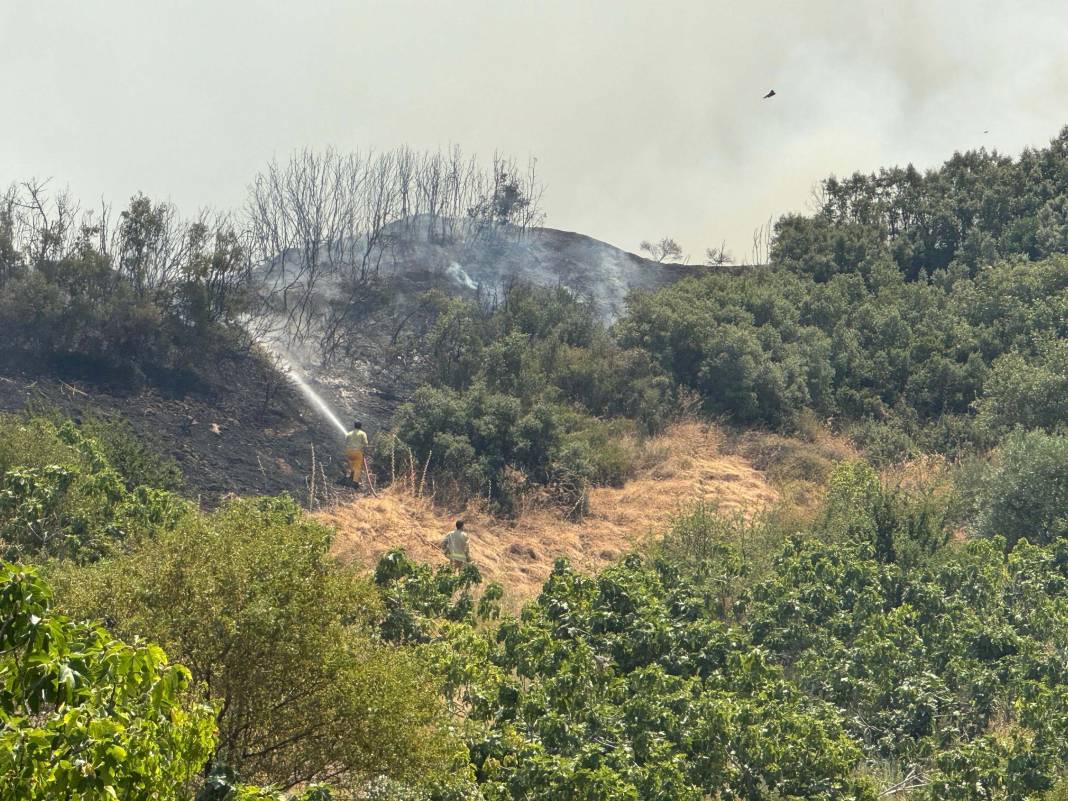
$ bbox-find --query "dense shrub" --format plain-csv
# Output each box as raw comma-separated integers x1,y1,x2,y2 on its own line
377,551,877,801
972,430,1068,547
0,417,185,563
0,189,251,392
618,255,1067,444
0,562,216,800
974,338,1068,437
391,283,673,511
54,495,461,795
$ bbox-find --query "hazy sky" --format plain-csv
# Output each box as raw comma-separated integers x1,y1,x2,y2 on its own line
3,0,1068,259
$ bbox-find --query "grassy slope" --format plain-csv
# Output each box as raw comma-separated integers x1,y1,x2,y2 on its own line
318,421,780,599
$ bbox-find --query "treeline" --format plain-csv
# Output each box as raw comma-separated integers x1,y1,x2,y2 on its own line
810,128,1068,278
0,184,252,387
615,129,1068,460
618,255,1067,458
0,144,545,388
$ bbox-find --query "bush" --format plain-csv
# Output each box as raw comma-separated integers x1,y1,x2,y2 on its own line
846,419,917,466
656,503,785,614
975,339,1068,438
973,430,1068,547
0,561,216,800
0,417,185,563
818,461,948,566
54,495,461,794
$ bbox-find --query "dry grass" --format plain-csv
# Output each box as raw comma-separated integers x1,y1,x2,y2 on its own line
727,419,858,517
317,420,777,600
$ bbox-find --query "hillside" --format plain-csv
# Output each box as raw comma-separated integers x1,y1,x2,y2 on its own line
257,221,695,449
9,128,1068,800
0,358,344,505
0,220,688,505
374,220,690,319
317,421,777,598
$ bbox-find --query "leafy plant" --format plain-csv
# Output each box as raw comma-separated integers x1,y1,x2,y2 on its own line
0,561,216,800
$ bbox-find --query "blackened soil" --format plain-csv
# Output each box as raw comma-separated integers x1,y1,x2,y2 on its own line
0,349,393,507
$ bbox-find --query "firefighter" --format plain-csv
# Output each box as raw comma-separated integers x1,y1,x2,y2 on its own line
441,520,471,569
344,420,369,488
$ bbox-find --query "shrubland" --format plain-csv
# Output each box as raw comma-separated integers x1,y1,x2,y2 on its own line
0,418,462,799
383,283,674,514
4,128,1068,799
0,188,252,391
6,403,1068,798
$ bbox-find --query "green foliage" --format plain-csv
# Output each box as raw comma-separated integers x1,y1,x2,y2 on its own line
0,417,186,563
0,561,216,800
373,547,501,644
196,766,333,801
972,430,1068,547
975,338,1068,438
813,130,1068,277
656,503,783,617
0,190,251,391
395,553,877,800
54,495,461,795
393,283,673,511
817,461,948,566
618,252,1067,443
743,534,1068,798
615,133,1068,445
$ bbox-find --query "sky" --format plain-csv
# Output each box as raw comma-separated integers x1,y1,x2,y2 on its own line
3,0,1068,260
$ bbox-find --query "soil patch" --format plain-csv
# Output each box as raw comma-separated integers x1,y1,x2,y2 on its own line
0,352,393,506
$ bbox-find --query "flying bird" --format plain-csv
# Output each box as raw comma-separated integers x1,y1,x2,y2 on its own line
763,89,776,99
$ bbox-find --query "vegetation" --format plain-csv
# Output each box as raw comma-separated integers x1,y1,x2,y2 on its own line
0,186,252,390
970,430,1068,547
359,460,1068,800
54,495,460,795
617,129,1068,461
0,562,215,800
0,415,186,564
7,128,1068,798
386,283,674,513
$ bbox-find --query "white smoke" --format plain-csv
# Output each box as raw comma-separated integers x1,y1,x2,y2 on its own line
446,261,479,290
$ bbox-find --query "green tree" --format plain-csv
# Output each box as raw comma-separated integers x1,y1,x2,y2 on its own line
54,496,461,795
0,562,216,800
973,430,1068,547
975,339,1068,437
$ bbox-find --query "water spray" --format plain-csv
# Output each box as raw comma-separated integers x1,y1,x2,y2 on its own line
285,364,349,437
260,339,348,437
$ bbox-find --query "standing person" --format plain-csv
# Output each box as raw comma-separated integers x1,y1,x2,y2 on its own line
344,420,369,488
441,520,471,569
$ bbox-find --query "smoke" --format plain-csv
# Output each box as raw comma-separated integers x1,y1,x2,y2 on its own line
3,1,1068,260
446,261,479,291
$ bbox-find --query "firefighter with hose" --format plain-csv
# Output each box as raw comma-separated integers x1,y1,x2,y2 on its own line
344,420,369,489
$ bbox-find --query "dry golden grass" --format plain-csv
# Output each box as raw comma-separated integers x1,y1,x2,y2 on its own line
317,421,777,599
726,421,857,519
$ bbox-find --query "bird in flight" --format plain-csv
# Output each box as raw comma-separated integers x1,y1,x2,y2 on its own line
763,89,776,99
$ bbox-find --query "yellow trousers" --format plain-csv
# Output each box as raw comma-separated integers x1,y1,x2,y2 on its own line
346,450,365,483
